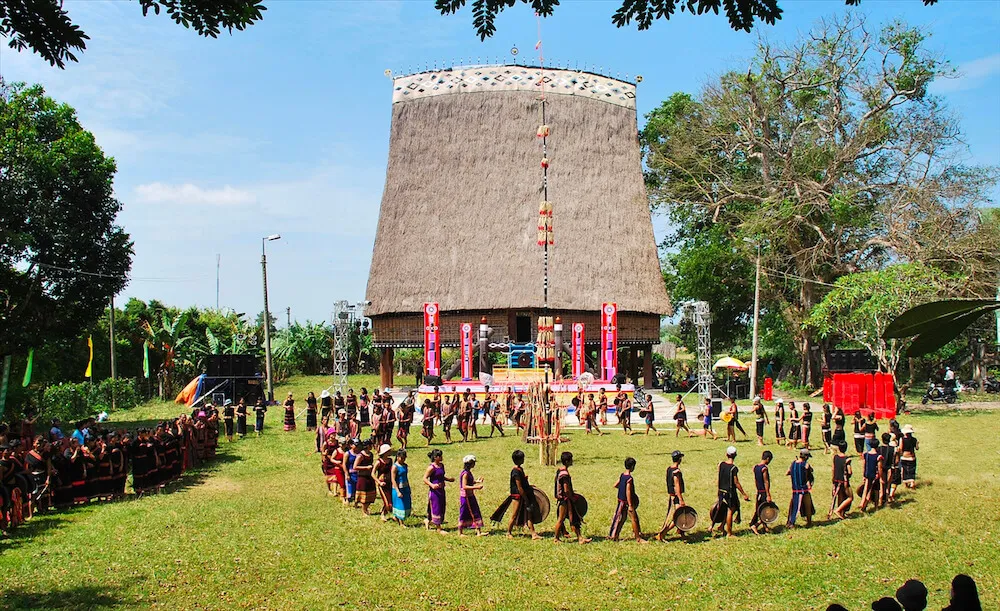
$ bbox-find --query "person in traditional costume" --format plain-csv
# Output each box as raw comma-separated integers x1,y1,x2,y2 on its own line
749,451,773,535
343,438,360,505
787,402,800,449
709,446,750,538
421,400,435,444
253,397,267,437
283,393,296,432
598,388,609,426
441,394,456,443
305,392,318,432
878,432,899,506
616,386,632,435
852,410,865,453
458,454,487,536
828,441,853,520
487,394,505,437
320,390,333,420
315,416,333,453
725,399,738,442
322,441,340,496
786,448,815,528
553,451,590,544
490,450,541,540
335,390,347,418
820,403,832,454
236,399,248,439
358,388,370,428
609,457,644,542
774,399,786,445
863,411,879,452
374,443,394,521
391,448,412,524
673,395,692,437
752,398,769,446
222,400,235,442
346,389,359,426
860,438,883,512
397,391,415,449
655,450,687,541
899,424,918,489
701,398,719,440
831,405,846,448
332,438,347,503
423,449,453,534
800,402,813,449
354,440,376,514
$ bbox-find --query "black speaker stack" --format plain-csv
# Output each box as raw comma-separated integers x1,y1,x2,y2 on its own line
206,354,260,378
825,349,876,372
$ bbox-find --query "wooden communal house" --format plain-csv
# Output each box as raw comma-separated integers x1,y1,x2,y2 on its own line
365,64,671,388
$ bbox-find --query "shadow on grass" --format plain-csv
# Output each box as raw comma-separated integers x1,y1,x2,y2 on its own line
0,513,71,551
0,584,138,610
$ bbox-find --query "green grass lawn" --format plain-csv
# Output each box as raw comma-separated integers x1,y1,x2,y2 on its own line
2,376,997,610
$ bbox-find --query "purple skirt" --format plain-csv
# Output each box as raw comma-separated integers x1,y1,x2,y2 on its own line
428,488,446,525
459,493,484,529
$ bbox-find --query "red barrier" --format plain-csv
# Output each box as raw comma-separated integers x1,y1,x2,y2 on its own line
763,377,773,401
823,376,832,402
829,372,896,419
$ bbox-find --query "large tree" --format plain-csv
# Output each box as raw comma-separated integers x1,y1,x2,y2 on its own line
1,81,133,359
435,0,937,40
1,0,265,68
644,15,998,386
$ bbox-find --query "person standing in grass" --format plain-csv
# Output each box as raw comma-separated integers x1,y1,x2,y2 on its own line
701,398,719,440
343,438,361,506
490,450,542,540
820,404,832,454
749,451,773,535
774,399,786,446
672,395,692,437
752,398,768,446
305,392,318,432
860,437,883,512
331,439,348,502
322,440,340,497
374,443,394,521
354,440,377,514
598,389,608,426
553,451,591,544
710,446,750,538
397,391,415,450
424,449,453,534
642,398,658,436
421,400,435,444
831,405,846,448
655,450,686,541
828,441,853,520
863,411,879,452
283,393,296,432
315,416,332,453
609,457,644,543
852,410,865,453
786,402,800,449
878,432,899,506
725,399,738,443
786,449,815,528
222,400,235,442
800,403,813,449
235,399,248,440
616,386,633,435
391,448,412,525
320,390,333,420
441,394,455,443
899,424,919,489
458,455,487,536
253,397,267,436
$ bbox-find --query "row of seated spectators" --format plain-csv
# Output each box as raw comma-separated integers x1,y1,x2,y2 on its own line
0,408,223,535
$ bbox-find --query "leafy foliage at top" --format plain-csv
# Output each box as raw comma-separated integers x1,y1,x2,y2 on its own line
0,0,265,68
435,0,937,40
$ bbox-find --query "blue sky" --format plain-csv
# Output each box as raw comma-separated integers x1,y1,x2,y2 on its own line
3,0,998,324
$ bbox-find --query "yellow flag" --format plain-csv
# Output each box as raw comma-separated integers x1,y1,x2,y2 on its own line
85,335,94,378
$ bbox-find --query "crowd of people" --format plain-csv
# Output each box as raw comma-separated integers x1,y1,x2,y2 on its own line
0,400,244,536
826,575,981,611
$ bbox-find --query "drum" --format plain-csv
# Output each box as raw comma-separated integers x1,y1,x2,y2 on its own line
531,486,551,523
638,410,649,419
709,501,726,524
721,412,734,423
673,506,698,532
573,494,588,519
757,501,780,525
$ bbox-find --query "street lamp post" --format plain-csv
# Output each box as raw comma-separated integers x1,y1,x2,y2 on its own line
262,234,281,402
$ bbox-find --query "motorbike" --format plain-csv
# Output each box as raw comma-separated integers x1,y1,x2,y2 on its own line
984,377,1000,394
921,382,957,404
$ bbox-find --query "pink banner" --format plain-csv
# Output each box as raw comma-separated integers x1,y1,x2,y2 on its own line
600,303,618,381
460,322,473,380
571,323,585,378
423,303,440,377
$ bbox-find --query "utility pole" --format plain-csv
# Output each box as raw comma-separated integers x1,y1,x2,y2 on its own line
109,295,117,410
286,307,291,327
749,243,761,400
262,234,281,402
216,254,220,309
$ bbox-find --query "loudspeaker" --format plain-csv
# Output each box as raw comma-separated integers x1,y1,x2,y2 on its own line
711,399,723,418
206,355,227,377
826,350,876,372
613,373,627,385
423,374,443,387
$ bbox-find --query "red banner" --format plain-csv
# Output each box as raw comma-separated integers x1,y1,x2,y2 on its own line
423,303,440,377
571,322,585,378
600,303,618,381
460,322,473,380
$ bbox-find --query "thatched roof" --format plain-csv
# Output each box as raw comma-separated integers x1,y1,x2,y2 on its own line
366,65,671,317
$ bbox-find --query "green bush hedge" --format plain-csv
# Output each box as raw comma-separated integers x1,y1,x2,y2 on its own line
41,378,142,423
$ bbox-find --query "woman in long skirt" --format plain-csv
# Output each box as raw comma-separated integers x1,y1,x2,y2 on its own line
374,443,394,521
423,449,453,534
223,400,235,442
283,393,296,431
391,449,412,525
354,441,376,514
322,442,340,496
458,455,487,536
235,399,248,439
343,438,360,505
305,392,318,431
253,398,267,436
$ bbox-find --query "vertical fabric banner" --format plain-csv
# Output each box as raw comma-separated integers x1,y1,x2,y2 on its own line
85,335,94,378
600,303,618,381
22,348,34,387
571,323,585,378
143,341,151,379
0,355,10,420
460,322,473,380
423,303,440,377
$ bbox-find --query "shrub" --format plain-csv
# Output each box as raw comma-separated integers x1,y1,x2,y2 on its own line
41,378,142,423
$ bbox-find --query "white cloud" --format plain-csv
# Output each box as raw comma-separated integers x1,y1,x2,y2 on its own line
135,182,256,206
931,53,1000,94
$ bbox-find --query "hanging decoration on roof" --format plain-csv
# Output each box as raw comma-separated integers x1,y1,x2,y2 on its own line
537,124,549,138
536,316,555,362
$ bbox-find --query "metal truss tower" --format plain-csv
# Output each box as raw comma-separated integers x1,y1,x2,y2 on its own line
693,301,712,400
